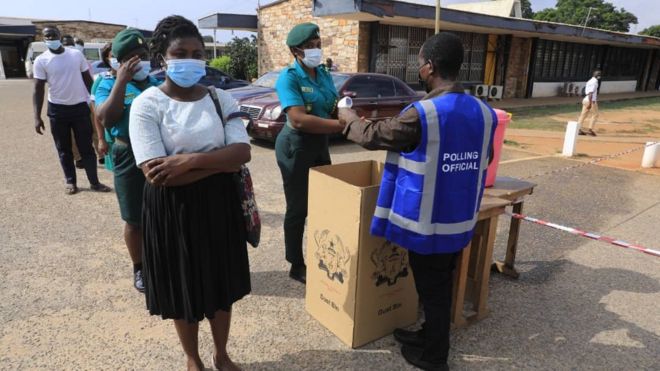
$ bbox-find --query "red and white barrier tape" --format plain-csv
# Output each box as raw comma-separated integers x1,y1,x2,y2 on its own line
506,211,660,258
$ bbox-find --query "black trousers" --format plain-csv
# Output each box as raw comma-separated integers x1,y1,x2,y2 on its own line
275,125,330,266
47,102,99,186
408,250,458,363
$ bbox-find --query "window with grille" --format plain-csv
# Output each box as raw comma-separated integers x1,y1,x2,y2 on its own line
534,39,647,82
374,25,487,85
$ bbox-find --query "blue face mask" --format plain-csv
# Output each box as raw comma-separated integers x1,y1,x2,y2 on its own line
165,59,206,88
133,61,151,81
44,39,62,50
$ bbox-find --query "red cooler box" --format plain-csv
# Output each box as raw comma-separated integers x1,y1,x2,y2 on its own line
485,109,511,187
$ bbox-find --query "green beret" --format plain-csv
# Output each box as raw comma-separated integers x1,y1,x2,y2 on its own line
111,28,147,61
286,23,320,47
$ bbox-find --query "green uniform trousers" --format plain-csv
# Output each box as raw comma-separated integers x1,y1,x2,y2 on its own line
275,125,331,266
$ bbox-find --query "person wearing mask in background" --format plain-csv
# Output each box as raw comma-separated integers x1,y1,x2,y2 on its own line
578,69,602,137
274,23,346,284
90,42,115,170
95,29,161,293
325,57,338,72
63,35,102,167
339,33,497,371
32,25,111,195
129,16,251,371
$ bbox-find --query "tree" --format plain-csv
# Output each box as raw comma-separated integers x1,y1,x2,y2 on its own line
203,35,214,43
210,55,231,73
639,25,660,38
533,0,638,32
226,35,258,81
520,0,534,19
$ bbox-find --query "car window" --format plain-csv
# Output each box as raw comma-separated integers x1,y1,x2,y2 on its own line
393,79,414,96
83,48,99,61
331,74,349,91
345,75,395,98
253,72,279,88
206,68,220,78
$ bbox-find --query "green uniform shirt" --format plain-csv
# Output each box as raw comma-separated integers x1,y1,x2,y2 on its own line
94,75,161,139
275,59,338,126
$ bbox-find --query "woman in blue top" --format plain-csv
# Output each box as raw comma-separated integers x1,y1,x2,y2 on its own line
274,23,346,284
95,29,161,293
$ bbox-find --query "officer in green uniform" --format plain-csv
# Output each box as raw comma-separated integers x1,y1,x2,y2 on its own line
95,28,161,292
275,23,346,284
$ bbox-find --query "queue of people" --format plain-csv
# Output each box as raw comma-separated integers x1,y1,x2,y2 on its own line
32,16,497,371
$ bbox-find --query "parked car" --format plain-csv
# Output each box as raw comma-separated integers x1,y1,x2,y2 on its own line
238,72,421,142
151,66,249,90
90,60,110,77
227,71,279,101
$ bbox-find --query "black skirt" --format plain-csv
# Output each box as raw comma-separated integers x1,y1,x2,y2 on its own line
142,173,251,323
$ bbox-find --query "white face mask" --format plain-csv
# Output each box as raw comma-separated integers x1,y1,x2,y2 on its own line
300,48,322,68
109,58,120,70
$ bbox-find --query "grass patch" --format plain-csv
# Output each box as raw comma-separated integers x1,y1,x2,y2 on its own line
507,97,660,132
504,139,521,147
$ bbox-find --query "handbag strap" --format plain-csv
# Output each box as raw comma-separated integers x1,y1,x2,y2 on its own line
208,86,226,128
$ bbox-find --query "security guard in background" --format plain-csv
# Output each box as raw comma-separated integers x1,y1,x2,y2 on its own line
339,33,497,370
275,23,345,284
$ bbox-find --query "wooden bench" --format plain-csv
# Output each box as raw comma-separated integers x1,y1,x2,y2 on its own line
485,176,537,279
451,196,510,328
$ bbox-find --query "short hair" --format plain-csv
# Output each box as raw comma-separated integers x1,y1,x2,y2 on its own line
593,69,601,74
43,25,60,32
74,37,84,46
420,32,464,79
61,35,75,46
150,15,204,58
101,42,112,66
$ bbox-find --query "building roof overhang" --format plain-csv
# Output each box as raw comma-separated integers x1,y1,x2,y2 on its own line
311,0,660,49
199,13,258,32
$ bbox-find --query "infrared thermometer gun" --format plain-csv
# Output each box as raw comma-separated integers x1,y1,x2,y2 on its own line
337,97,353,109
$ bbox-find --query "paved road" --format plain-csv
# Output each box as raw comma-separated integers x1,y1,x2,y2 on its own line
1,79,658,370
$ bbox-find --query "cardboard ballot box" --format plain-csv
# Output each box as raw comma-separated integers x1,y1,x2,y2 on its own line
305,160,418,348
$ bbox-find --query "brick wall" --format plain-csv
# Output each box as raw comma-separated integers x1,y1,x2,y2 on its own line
504,36,532,99
33,21,124,42
257,0,362,74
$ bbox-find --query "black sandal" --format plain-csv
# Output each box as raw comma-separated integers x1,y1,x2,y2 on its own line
65,184,78,195
90,183,112,192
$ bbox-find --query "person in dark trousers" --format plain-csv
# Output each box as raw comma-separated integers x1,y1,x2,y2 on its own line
32,25,110,195
339,33,497,371
95,29,161,293
274,23,346,284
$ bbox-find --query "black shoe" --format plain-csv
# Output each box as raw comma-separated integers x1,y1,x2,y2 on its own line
134,270,145,293
75,160,84,169
98,157,105,165
289,264,306,284
401,345,448,371
393,328,425,348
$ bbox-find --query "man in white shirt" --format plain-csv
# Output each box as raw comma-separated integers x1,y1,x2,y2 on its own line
578,70,601,137
32,25,110,195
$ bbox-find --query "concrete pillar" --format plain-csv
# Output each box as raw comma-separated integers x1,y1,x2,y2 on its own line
562,121,580,157
641,142,660,168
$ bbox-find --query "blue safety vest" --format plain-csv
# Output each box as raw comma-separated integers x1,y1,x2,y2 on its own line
371,93,497,254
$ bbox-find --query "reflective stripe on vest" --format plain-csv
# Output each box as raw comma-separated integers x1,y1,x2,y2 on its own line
373,95,494,238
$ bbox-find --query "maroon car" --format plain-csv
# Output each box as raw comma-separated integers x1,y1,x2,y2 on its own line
238,72,421,142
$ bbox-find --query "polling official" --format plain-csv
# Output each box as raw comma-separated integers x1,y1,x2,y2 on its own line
274,23,346,284
339,32,497,371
